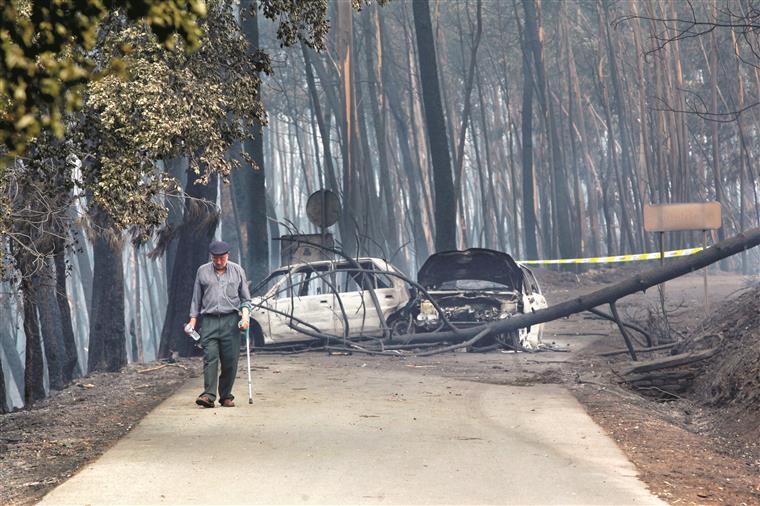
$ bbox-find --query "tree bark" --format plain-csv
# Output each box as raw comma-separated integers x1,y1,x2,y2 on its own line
33,258,66,389
87,207,126,373
302,44,340,194
522,0,574,259
54,239,79,381
452,0,483,248
0,353,5,413
516,6,538,259
236,1,269,286
364,7,399,256
20,277,45,406
412,0,457,252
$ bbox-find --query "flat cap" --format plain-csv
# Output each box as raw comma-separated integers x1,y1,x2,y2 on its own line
208,240,230,256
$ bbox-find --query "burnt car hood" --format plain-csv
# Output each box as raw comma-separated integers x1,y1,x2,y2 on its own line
417,248,524,291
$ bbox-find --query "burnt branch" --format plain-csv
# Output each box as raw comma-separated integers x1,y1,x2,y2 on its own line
617,0,760,55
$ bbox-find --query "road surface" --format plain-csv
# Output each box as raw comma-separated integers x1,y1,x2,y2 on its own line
40,353,664,505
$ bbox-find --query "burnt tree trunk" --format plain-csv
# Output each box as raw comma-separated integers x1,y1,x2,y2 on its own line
71,227,93,316
522,0,575,259
365,7,399,255
21,277,45,406
0,308,24,410
412,0,456,252
88,207,126,373
0,354,6,413
235,0,269,286
53,239,79,381
302,44,339,193
33,258,66,390
159,169,219,358
517,7,538,259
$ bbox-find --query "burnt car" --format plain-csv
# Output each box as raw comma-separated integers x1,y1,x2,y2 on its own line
413,248,547,349
247,257,411,346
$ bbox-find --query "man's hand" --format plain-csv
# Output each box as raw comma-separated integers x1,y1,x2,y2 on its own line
187,317,197,331
239,307,250,330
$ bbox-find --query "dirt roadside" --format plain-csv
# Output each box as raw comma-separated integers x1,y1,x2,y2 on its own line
0,361,200,506
1,272,758,505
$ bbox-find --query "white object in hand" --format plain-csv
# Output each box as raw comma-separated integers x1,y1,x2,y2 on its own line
184,324,201,341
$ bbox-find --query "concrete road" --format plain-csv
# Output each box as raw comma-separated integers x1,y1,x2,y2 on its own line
40,356,664,505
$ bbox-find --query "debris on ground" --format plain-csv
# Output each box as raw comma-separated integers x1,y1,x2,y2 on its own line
0,360,199,506
678,284,760,444
576,276,760,505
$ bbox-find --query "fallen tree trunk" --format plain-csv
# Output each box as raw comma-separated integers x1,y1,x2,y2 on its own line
396,227,760,351
598,342,677,357
616,348,719,376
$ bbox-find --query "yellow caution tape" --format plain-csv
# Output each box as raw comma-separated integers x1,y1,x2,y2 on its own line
518,247,704,265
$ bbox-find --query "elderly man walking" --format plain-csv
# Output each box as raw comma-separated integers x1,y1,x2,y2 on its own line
187,240,251,408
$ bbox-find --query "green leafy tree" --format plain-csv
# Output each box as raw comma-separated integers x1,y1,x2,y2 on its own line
1,0,208,155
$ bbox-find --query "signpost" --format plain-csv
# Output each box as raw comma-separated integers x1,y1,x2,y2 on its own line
644,202,722,318
278,190,341,267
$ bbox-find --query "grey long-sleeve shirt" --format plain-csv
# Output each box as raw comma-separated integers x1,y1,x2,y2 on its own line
189,261,251,317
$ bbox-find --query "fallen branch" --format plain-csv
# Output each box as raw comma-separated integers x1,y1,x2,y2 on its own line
616,348,719,376
138,362,188,373
598,342,678,357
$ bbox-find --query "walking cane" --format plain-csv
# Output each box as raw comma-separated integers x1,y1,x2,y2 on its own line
244,325,253,404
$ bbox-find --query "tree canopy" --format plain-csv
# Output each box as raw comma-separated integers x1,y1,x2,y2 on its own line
1,0,209,156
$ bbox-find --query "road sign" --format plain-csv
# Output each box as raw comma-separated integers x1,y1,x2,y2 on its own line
644,201,722,319
643,202,721,232
280,233,334,266
306,189,340,229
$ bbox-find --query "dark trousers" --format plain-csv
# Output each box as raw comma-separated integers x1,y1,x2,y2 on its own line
200,313,239,401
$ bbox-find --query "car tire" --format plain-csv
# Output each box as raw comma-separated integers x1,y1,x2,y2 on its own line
389,315,415,339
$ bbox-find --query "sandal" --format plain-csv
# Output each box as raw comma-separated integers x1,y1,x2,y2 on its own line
195,394,214,408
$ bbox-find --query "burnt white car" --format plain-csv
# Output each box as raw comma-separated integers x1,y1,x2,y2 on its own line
247,257,410,345
413,248,548,349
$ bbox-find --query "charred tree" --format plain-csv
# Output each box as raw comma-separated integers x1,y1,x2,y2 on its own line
0,354,5,413
234,0,269,286
53,240,79,381
412,0,457,252
158,168,219,358
87,207,126,373
522,0,575,259
363,8,399,256
20,277,45,406
33,259,66,390
516,6,538,259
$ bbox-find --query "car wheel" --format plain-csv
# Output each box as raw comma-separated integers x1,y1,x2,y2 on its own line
389,315,415,338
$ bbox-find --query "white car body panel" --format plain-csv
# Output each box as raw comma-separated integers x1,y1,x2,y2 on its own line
250,258,409,345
